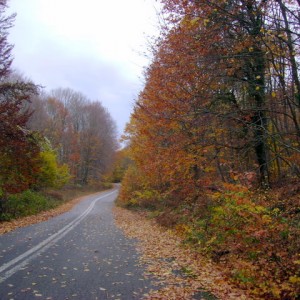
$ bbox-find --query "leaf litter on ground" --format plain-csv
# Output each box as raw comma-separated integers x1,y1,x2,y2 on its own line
1,190,255,299
113,206,254,300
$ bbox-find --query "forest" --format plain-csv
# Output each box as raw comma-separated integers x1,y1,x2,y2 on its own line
0,1,117,221
1,0,300,298
118,0,300,299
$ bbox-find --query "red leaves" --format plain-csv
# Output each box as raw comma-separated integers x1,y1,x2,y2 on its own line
120,1,300,297
0,82,40,194
114,206,251,299
29,89,118,185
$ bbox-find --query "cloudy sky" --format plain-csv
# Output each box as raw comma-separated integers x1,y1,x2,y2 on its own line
7,0,161,136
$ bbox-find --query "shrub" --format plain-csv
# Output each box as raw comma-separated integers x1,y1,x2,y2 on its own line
183,186,300,299
0,190,59,221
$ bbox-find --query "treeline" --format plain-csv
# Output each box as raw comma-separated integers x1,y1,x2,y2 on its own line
0,1,117,218
28,88,117,186
119,0,300,298
122,0,300,198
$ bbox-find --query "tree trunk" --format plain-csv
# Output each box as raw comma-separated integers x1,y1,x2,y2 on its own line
251,48,269,186
277,0,300,108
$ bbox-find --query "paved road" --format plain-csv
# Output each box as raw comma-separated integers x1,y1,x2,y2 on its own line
0,188,156,300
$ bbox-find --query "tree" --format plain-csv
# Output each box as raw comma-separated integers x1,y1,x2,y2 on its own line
0,2,41,202
0,0,14,80
110,147,132,183
154,0,300,185
122,0,300,208
119,2,300,296
0,82,40,195
35,146,70,189
28,88,118,185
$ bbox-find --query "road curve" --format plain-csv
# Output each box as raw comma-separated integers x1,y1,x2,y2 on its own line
0,187,156,299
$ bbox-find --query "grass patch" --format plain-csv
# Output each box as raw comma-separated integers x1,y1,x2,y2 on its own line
0,183,112,222
0,190,60,221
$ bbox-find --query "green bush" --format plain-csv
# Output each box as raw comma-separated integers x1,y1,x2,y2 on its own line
35,150,71,189
0,190,60,221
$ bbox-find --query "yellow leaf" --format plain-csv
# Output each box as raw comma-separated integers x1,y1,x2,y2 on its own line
293,260,300,265
289,276,300,283
262,214,272,224
203,18,210,26
190,17,200,25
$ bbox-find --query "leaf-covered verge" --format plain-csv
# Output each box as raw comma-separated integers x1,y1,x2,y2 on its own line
0,185,111,235
117,1,300,298
117,181,300,300
113,206,251,300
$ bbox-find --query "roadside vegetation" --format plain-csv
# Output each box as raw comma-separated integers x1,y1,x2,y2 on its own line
117,0,300,299
0,1,117,223
0,184,112,222
118,177,300,299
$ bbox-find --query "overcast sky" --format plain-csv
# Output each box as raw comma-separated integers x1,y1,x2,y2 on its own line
7,0,160,137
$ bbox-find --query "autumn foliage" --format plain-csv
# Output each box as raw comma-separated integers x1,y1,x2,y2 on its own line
0,1,118,220
27,88,118,186
0,11,40,196
119,0,300,298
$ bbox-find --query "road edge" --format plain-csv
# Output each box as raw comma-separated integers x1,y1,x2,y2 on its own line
0,189,113,235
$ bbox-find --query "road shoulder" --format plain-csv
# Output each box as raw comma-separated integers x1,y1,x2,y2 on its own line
113,206,252,300
0,190,107,235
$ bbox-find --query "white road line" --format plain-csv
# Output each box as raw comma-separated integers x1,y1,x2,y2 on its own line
0,189,117,283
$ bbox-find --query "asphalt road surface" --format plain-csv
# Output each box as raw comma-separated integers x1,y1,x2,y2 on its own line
0,187,157,300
